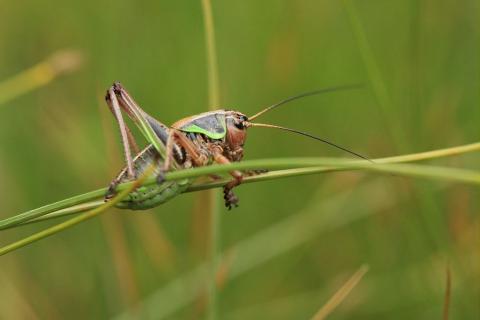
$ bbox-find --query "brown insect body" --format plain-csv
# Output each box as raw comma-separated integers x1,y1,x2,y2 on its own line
105,82,368,210
105,82,252,209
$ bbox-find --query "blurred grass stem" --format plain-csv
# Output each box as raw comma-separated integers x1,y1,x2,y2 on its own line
0,50,83,106
311,265,369,320
341,0,406,149
201,0,221,319
443,265,452,320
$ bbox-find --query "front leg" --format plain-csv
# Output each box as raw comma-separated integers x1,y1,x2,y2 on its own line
211,150,243,210
223,173,243,210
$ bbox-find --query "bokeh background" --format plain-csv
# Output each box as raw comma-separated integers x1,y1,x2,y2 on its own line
0,0,479,319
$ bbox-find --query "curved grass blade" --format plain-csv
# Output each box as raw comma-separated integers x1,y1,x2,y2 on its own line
0,142,479,230
0,165,155,256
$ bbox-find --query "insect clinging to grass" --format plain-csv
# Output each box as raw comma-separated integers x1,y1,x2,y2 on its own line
104,82,370,210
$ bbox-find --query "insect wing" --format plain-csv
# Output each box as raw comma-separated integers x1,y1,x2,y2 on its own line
180,113,226,139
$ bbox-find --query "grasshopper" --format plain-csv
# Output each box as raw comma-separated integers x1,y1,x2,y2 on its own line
104,82,369,210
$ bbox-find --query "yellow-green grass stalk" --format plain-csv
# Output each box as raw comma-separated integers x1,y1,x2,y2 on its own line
0,49,83,106
0,165,155,256
0,157,479,255
201,0,222,319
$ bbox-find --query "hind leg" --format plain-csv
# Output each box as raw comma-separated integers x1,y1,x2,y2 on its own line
104,86,143,201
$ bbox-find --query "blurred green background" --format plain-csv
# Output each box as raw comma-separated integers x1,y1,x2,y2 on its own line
0,0,478,319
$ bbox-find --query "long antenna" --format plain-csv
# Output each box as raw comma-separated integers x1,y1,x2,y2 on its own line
247,122,373,162
248,84,362,121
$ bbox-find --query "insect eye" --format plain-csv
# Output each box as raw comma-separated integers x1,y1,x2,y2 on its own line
235,122,245,129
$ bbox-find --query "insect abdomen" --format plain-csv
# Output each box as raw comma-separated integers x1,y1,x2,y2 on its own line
115,179,191,210
113,145,192,210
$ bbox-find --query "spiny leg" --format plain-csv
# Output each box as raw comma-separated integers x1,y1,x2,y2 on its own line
158,129,211,181
113,84,197,170
112,82,151,129
106,87,135,178
170,133,230,184
110,82,167,155
172,131,208,166
105,96,140,157
105,87,142,200
110,82,172,186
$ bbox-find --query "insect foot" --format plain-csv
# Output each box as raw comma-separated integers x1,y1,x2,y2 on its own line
223,186,239,210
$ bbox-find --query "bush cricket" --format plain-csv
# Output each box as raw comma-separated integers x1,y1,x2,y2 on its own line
104,82,370,210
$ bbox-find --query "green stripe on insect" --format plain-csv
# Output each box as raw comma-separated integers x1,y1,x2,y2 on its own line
181,123,226,139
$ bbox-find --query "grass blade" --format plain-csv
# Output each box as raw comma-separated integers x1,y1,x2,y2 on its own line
201,0,222,319
0,165,155,256
311,265,369,320
1,142,479,230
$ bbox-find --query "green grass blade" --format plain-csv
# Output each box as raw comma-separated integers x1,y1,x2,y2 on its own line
0,165,155,256
0,189,104,230
200,0,222,319
1,142,479,230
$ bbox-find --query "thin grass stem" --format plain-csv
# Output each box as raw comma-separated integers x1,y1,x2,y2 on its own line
341,0,406,149
201,0,221,319
443,264,452,320
0,50,83,106
311,265,369,320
